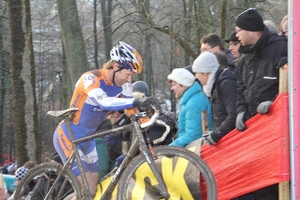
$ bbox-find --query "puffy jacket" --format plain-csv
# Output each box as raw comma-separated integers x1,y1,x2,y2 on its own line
169,82,213,147
236,27,287,118
210,67,237,142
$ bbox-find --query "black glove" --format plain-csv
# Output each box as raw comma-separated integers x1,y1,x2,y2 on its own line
103,134,121,150
133,97,161,110
257,101,272,114
236,111,246,131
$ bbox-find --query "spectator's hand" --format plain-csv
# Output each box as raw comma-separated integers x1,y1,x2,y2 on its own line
103,134,121,149
236,111,246,131
133,97,160,110
202,131,216,145
115,155,125,167
257,101,272,114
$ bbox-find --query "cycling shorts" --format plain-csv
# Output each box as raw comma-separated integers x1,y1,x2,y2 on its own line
53,121,99,176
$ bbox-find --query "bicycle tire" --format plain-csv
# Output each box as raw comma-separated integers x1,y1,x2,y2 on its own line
117,146,217,200
14,162,82,200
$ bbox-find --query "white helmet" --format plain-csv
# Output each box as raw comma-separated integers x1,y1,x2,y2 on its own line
110,41,143,74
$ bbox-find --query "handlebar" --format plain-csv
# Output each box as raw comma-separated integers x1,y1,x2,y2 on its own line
152,120,170,144
140,106,160,129
139,105,171,144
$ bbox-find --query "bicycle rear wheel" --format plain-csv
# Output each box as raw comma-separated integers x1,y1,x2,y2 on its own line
14,162,82,200
117,146,217,200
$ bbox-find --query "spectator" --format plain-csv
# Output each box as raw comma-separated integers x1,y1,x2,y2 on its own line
264,20,279,34
225,30,241,61
23,161,36,171
192,52,237,145
200,33,235,71
7,161,17,175
280,15,288,37
30,152,71,200
8,161,36,200
167,68,212,147
234,8,287,200
213,50,228,69
0,173,8,200
95,112,127,181
0,164,8,174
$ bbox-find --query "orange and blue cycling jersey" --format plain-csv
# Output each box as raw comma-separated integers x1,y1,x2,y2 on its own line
53,68,136,176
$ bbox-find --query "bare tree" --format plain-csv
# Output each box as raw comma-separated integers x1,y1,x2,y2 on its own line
7,0,39,165
0,5,9,164
100,0,113,61
56,0,89,87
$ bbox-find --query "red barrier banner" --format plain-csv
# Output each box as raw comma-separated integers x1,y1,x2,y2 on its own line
201,92,290,199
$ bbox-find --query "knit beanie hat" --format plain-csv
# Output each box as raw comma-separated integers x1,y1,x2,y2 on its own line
235,8,265,31
167,68,195,87
192,52,219,73
15,166,29,180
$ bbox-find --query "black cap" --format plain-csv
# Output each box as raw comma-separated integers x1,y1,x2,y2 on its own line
225,31,239,43
235,8,265,31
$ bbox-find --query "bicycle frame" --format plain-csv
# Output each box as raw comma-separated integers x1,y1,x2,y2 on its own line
64,109,171,199
15,107,217,200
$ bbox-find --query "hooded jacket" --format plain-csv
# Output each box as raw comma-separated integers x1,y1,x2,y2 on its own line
169,82,213,147
210,67,237,142
236,27,287,119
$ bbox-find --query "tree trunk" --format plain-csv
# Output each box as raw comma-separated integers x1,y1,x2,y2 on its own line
0,11,8,165
93,0,99,69
24,0,40,163
220,0,227,39
60,40,72,109
6,0,39,165
144,0,153,95
56,0,89,87
100,0,113,61
7,0,29,166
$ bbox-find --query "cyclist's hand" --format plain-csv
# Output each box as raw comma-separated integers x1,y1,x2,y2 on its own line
235,111,246,131
257,101,272,114
133,97,161,110
115,155,125,167
103,134,121,149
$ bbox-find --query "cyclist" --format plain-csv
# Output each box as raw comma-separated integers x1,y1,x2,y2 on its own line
53,41,160,198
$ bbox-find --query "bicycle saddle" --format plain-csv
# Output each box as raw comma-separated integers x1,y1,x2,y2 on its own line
47,107,79,119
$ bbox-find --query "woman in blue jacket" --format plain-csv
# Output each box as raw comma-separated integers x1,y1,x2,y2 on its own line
167,68,213,147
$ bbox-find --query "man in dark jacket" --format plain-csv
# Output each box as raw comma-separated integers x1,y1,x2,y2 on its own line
234,8,287,200
235,8,287,131
192,51,237,145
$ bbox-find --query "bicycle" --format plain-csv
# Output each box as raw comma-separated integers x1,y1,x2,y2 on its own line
15,106,217,200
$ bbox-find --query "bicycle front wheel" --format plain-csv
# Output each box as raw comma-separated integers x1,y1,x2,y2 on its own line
117,146,217,200
14,162,82,200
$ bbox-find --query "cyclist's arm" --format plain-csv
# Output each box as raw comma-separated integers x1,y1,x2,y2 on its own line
88,88,135,111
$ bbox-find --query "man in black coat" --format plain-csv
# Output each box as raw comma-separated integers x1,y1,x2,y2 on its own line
235,8,287,131
234,8,287,200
